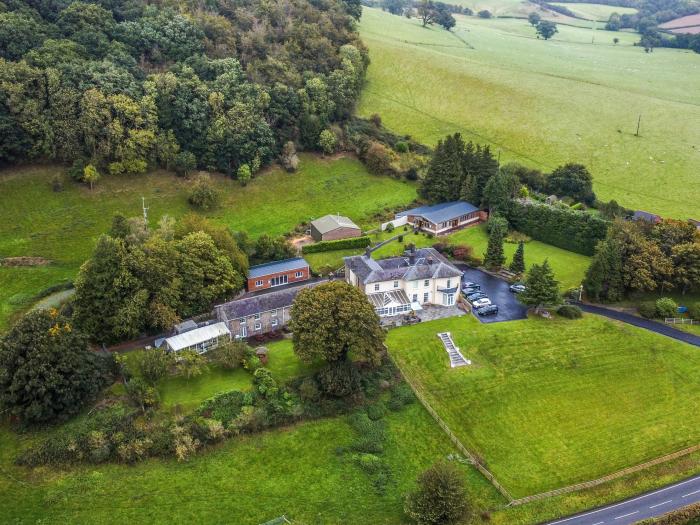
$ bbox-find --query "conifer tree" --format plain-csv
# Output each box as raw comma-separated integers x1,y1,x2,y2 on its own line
510,241,525,274
420,133,464,202
518,259,561,309
484,218,506,270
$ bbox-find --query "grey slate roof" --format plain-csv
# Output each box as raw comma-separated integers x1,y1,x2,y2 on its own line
311,214,360,235
248,257,309,279
344,247,462,286
216,281,322,320
396,201,479,224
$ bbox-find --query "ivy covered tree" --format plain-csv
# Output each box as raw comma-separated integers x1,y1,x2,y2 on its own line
518,260,561,309
290,281,385,367
0,310,111,424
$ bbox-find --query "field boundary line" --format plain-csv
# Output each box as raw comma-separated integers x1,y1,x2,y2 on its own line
387,351,514,502
509,443,700,505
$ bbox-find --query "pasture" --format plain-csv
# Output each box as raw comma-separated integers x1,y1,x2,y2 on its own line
387,314,700,497
550,2,637,21
0,155,416,330
358,8,700,218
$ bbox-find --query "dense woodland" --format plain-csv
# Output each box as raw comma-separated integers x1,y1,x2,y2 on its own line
0,0,367,176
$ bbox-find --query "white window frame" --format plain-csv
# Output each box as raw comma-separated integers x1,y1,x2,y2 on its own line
295,271,303,278
240,317,246,324
254,322,262,331
424,280,429,287
393,280,399,288
254,313,261,320
271,319,278,327
374,284,380,291
255,280,263,287
423,292,429,302
271,309,277,317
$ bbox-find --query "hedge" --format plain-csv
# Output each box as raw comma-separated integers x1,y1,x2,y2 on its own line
506,200,609,256
302,235,371,254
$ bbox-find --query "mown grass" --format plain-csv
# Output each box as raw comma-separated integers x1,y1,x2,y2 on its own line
0,155,417,330
358,9,700,218
307,224,590,290
386,314,700,497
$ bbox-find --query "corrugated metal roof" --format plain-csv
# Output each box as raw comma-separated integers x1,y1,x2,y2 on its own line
311,214,360,235
396,201,479,224
165,322,230,351
248,257,309,279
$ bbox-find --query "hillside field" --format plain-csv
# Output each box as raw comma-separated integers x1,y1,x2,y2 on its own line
0,155,417,330
358,8,700,218
387,314,700,497
550,2,637,20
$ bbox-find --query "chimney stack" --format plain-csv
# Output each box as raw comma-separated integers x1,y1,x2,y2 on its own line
407,243,416,265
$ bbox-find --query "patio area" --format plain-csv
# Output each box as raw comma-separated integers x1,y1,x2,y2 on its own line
380,304,466,328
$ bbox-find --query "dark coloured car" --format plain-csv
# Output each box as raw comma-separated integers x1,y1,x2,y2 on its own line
477,304,499,316
509,283,526,293
462,284,481,293
466,292,487,302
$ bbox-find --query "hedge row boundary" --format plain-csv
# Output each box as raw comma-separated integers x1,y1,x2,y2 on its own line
302,235,371,254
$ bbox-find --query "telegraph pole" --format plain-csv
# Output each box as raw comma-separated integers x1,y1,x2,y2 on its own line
635,114,642,137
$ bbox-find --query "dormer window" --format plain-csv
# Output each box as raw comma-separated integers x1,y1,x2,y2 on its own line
393,280,399,288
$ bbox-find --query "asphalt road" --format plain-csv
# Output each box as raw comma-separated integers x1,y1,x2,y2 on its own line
546,475,700,525
577,303,700,347
457,266,527,323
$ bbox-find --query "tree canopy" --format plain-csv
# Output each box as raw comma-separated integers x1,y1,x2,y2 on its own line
518,259,561,309
290,281,385,366
0,309,111,424
0,0,367,176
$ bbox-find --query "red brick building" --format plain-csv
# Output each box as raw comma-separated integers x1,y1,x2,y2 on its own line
247,257,310,291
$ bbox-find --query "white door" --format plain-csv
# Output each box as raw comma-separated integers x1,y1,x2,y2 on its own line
444,293,454,306
240,325,247,337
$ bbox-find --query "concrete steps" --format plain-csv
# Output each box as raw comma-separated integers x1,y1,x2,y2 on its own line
437,332,471,368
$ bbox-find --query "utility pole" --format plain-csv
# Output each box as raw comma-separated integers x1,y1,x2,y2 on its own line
635,114,642,137
142,196,149,232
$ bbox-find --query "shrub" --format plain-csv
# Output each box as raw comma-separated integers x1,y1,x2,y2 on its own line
689,302,700,321
405,167,419,181
298,377,321,402
557,305,582,319
478,9,492,18
348,412,387,453
387,383,415,411
318,129,337,155
451,245,473,262
395,141,408,153
198,390,248,426
302,236,371,254
638,301,657,319
187,175,220,211
208,341,249,369
386,222,395,233
404,461,470,525
317,361,361,398
364,141,394,175
366,401,387,421
655,297,678,319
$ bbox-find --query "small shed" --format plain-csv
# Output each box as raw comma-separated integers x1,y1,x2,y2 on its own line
310,214,361,242
255,346,269,364
164,322,231,354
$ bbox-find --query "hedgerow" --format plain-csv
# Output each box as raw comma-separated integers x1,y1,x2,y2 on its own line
302,235,371,254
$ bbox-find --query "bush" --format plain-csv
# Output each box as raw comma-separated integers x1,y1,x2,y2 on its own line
198,390,248,426
385,222,395,233
208,341,249,370
366,401,387,421
405,167,419,181
364,141,395,175
689,302,700,321
187,175,220,211
478,9,492,18
348,412,387,453
317,361,361,398
404,461,470,525
395,141,409,153
451,245,473,262
655,297,678,319
302,236,371,254
638,301,657,319
387,383,415,411
557,305,582,319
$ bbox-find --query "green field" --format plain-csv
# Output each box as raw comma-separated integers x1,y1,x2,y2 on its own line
0,155,417,330
387,314,700,497
550,2,637,20
358,9,700,218
306,224,590,290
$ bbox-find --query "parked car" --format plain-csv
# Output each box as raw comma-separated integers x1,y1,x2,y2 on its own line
509,283,526,293
472,298,492,308
462,280,479,287
477,304,499,316
466,292,487,302
462,285,480,294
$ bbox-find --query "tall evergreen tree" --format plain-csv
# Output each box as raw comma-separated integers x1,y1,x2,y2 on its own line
420,134,464,202
484,217,506,270
510,241,525,274
518,259,561,309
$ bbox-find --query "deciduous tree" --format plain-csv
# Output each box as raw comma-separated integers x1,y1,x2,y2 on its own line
404,461,470,525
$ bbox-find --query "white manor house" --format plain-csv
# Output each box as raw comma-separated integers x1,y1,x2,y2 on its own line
344,245,463,317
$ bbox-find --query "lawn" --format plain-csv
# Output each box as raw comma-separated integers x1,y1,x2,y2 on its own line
358,9,700,219
0,402,504,524
308,224,590,290
0,154,417,330
386,314,700,497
